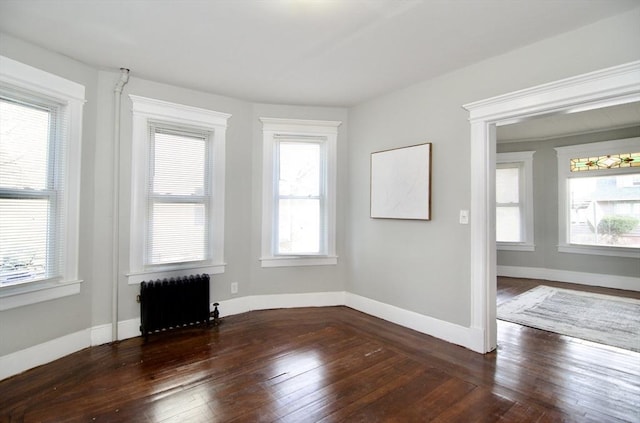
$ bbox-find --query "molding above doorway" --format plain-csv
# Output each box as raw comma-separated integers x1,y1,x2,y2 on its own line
463,60,640,353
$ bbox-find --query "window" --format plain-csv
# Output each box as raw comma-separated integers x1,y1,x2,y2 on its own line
0,55,85,310
556,138,640,258
260,118,340,267
148,126,209,265
496,151,535,251
278,141,323,254
128,95,230,284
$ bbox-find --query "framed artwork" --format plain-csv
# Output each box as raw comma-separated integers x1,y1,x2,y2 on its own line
370,143,432,220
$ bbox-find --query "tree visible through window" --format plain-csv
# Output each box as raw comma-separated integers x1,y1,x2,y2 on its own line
568,174,640,248
556,138,640,256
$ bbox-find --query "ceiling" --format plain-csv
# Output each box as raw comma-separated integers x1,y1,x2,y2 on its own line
497,101,640,143
0,0,638,107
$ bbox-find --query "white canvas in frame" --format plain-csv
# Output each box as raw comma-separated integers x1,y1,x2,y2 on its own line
370,143,432,220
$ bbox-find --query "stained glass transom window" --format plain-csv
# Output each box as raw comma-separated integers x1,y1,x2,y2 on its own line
570,152,640,172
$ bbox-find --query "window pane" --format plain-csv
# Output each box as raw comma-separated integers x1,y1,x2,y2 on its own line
153,130,206,196
496,165,522,242
149,203,206,264
279,142,320,196
496,167,519,204
0,99,50,190
0,198,48,284
497,206,521,242
569,175,640,248
278,199,320,254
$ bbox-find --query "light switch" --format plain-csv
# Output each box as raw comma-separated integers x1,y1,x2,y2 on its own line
459,210,469,224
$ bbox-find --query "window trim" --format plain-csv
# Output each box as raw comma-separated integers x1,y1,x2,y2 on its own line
127,95,230,284
260,118,340,268
0,55,85,310
556,137,640,258
496,151,535,251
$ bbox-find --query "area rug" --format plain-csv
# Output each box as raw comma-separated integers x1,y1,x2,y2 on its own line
497,285,640,352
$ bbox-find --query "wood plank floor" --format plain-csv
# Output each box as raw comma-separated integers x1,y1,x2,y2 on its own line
1,278,638,422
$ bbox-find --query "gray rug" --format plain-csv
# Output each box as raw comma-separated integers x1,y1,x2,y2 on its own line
497,285,640,352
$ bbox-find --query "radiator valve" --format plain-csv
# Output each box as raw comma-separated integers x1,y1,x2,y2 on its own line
210,302,220,325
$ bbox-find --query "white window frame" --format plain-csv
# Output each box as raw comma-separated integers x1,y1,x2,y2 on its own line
127,95,230,284
260,118,340,268
0,55,85,310
496,151,535,251
556,137,640,259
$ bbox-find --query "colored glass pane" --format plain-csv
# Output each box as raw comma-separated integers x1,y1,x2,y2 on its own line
570,152,640,172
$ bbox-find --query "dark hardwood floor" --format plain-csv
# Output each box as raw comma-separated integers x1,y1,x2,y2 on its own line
1,278,638,422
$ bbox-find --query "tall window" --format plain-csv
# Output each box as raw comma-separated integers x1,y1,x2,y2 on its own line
1,97,55,285
0,55,84,309
496,151,535,251
277,140,324,254
148,126,210,265
128,95,230,284
556,138,640,258
261,118,340,267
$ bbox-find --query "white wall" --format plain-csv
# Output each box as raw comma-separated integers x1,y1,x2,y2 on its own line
1,6,639,368
346,8,640,327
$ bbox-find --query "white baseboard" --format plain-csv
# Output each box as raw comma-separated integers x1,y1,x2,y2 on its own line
1,290,482,380
118,318,142,341
90,323,112,346
1,318,143,381
0,329,90,381
89,318,142,346
216,295,254,317
344,293,482,352
217,291,346,317
498,265,640,292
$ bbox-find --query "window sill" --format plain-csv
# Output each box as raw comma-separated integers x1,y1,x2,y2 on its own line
558,244,639,259
0,279,83,311
497,242,535,252
260,256,338,268
126,263,226,285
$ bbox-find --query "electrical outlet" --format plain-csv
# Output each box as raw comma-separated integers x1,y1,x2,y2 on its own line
231,282,238,295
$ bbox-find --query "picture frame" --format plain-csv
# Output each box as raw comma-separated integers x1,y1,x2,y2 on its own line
370,143,432,220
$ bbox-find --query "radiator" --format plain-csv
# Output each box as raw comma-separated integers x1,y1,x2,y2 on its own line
139,274,211,338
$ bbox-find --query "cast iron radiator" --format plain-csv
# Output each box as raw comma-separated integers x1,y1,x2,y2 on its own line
139,274,210,338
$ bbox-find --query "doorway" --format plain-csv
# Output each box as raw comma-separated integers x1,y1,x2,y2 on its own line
463,60,640,353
